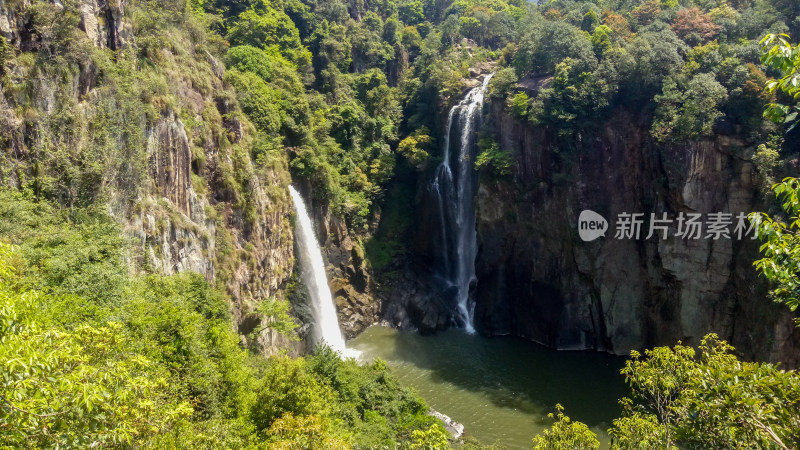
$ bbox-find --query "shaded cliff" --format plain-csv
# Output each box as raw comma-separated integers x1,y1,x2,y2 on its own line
374,76,800,366
472,102,800,366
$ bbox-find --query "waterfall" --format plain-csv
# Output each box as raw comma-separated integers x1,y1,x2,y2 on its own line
289,185,348,354
430,74,493,334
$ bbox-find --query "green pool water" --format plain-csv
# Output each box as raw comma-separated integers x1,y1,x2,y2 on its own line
349,326,628,449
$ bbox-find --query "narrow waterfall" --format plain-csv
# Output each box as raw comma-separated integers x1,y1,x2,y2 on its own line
289,185,347,354
430,74,494,333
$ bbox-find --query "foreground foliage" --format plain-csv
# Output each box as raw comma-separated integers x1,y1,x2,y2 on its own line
760,34,800,131
531,404,599,450
531,335,800,449
0,193,450,448
752,177,800,320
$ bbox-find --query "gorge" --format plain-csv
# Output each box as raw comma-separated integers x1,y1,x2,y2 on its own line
1,0,800,447
0,0,796,364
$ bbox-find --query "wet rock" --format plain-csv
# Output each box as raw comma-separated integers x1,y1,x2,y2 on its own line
429,409,465,439
463,78,480,91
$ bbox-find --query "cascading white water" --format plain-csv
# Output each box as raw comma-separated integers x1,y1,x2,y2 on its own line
289,185,348,354
430,74,494,334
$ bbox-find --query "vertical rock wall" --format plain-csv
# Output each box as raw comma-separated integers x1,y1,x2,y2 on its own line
473,103,800,366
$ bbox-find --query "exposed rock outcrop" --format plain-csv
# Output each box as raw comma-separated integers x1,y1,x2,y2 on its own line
429,409,465,439
379,263,452,334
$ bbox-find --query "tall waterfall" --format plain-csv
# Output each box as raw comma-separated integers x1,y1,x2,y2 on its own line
289,185,348,354
430,74,494,333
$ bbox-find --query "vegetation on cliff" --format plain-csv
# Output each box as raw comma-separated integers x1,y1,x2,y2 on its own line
1,0,800,448
3,0,797,263
470,0,797,180
753,177,800,323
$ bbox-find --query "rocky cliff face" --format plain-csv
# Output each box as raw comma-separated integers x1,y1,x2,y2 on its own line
0,0,129,51
0,0,381,352
383,89,800,366
472,103,800,366
0,0,305,355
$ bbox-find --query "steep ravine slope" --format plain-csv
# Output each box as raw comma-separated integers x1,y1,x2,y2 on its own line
473,103,800,366
4,0,795,367
0,0,377,353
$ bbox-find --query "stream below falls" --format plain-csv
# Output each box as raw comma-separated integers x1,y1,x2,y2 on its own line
349,326,628,449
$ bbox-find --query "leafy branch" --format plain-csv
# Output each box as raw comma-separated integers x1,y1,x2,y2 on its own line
760,34,800,131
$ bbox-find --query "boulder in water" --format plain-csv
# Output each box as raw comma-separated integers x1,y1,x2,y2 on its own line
428,409,465,439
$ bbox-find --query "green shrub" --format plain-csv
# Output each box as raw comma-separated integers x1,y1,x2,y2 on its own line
510,91,529,118
0,243,193,449
475,137,513,177
250,356,338,433
225,69,282,135
531,404,600,450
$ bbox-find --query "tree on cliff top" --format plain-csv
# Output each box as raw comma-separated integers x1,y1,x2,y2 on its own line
671,8,722,46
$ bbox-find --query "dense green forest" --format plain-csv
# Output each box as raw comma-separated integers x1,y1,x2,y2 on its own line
200,0,800,229
1,0,800,447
